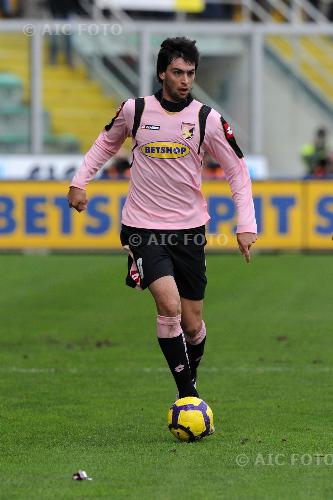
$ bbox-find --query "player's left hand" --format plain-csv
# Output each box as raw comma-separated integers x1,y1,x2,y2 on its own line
236,232,257,263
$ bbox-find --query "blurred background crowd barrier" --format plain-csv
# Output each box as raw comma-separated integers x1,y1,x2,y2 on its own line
0,0,333,250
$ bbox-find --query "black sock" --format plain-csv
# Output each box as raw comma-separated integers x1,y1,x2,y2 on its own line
158,334,199,398
186,337,206,382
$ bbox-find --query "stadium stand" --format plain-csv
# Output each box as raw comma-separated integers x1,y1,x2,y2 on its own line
268,36,333,106
1,0,333,171
0,32,117,153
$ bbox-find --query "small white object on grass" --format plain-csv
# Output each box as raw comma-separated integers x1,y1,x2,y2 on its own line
72,470,93,481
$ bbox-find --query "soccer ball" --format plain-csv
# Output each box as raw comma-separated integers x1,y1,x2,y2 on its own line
167,397,215,442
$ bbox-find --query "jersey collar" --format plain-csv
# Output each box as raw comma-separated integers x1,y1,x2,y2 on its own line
154,88,193,112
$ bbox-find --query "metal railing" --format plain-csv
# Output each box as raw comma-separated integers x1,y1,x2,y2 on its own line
79,0,331,23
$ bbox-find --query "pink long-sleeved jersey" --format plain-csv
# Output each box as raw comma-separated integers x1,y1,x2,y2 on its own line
71,92,257,233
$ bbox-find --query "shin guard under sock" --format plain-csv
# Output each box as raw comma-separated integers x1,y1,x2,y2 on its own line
184,320,207,382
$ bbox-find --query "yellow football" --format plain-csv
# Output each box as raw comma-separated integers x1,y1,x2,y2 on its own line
167,397,215,442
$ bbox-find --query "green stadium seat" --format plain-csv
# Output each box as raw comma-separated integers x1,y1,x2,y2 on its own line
0,133,81,154
43,134,81,153
0,73,23,109
0,72,82,153
0,106,51,136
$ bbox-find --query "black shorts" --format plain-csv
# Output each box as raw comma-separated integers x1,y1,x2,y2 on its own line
120,224,207,301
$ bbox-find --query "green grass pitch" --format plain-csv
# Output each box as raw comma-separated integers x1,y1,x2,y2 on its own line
0,254,332,499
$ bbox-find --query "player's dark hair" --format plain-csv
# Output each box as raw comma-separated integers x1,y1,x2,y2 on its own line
156,37,199,83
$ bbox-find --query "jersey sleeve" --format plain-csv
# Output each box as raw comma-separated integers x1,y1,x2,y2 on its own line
203,109,257,234
70,99,134,190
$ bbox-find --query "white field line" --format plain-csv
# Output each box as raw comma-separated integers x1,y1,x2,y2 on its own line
0,367,78,374
143,366,333,373
0,365,331,374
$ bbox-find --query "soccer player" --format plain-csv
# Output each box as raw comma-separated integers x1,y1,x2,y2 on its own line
68,37,257,400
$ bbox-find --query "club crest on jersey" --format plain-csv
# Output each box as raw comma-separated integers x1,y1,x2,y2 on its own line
141,124,160,130
181,122,195,140
140,142,190,159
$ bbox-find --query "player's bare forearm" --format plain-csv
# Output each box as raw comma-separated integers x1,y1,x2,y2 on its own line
236,232,257,263
67,186,88,212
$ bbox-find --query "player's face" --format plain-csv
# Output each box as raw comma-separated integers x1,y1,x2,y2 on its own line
160,58,196,102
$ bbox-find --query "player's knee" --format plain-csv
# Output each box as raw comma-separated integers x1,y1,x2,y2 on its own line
182,319,202,338
157,297,181,317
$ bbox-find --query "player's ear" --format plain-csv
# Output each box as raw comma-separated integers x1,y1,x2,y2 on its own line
159,72,165,81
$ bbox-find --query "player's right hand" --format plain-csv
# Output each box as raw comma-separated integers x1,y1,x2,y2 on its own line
67,186,88,212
